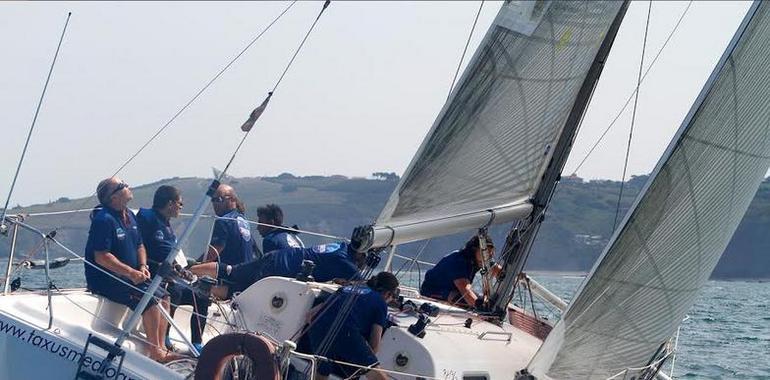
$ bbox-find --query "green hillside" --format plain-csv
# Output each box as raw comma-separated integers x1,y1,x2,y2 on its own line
1,173,768,279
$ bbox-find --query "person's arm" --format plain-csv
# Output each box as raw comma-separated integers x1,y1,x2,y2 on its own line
137,244,151,279
490,263,503,279
205,244,224,262
368,324,384,353
189,262,219,278
453,278,478,306
94,251,146,284
206,220,227,261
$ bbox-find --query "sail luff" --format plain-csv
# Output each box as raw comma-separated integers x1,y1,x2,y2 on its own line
492,0,630,312
527,2,768,377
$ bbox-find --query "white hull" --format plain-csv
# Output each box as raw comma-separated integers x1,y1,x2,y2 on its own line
0,278,548,379
0,288,228,380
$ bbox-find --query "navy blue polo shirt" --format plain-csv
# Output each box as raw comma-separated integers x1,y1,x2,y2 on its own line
262,229,304,253
136,208,176,267
314,285,388,338
420,250,478,300
256,242,360,282
84,206,143,293
211,210,255,265
303,242,360,282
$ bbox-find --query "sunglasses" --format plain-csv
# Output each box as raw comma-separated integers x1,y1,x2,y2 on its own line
211,196,230,203
110,182,129,197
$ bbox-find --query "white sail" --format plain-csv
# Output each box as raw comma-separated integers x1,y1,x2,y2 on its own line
365,1,626,248
528,2,770,378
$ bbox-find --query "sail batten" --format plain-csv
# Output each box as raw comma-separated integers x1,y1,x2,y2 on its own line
527,2,770,378
369,1,626,246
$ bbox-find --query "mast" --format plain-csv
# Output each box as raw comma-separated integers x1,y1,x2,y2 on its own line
526,2,768,376
490,1,630,313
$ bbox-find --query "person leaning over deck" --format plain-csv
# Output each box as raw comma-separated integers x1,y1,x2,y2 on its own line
419,234,502,308
188,241,364,299
84,177,180,363
305,271,399,380
257,203,304,252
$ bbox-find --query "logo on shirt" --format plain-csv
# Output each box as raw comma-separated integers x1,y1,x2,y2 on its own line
154,229,165,241
116,227,126,240
287,235,302,248
312,243,340,254
237,216,251,242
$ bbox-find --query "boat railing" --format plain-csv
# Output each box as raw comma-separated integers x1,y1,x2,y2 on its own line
1,214,21,295
2,214,55,329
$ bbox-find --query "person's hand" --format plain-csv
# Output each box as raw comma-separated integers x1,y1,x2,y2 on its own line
140,266,152,280
128,269,148,285
474,297,489,312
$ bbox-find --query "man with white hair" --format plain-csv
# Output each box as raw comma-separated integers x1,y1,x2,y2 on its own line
84,177,179,362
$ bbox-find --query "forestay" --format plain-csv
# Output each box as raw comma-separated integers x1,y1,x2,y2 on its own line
369,1,625,248
527,2,770,378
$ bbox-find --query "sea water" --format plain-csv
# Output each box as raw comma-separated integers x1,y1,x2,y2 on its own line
5,261,769,379
529,274,770,380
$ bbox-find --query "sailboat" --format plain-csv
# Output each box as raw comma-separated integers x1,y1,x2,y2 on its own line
2,0,770,379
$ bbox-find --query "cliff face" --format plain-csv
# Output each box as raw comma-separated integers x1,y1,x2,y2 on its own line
2,174,768,279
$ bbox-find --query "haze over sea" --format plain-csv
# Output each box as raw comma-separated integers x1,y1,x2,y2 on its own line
8,262,768,379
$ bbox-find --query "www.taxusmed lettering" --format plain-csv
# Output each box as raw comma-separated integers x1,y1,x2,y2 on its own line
0,317,139,380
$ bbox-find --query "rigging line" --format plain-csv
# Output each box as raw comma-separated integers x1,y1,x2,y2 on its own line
569,0,693,175
447,0,484,100
1,12,72,230
612,0,652,232
109,1,298,179
220,0,330,178
271,0,331,93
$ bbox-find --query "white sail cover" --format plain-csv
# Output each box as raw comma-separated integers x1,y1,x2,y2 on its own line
376,1,625,230
528,2,770,378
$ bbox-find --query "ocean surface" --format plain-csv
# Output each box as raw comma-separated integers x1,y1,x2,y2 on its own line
3,260,769,379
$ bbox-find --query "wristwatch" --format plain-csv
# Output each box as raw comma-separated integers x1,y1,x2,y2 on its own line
139,264,149,269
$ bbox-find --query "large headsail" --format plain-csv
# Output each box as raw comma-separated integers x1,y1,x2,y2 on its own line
355,1,627,250
527,2,770,378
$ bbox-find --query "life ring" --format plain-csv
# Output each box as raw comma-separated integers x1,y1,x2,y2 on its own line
194,333,280,380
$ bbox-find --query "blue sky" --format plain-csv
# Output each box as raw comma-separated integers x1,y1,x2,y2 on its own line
0,1,752,206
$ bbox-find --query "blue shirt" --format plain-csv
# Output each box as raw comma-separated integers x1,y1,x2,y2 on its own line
259,242,361,282
420,250,478,300
262,229,304,253
136,208,176,267
84,206,143,293
211,210,255,265
314,285,388,338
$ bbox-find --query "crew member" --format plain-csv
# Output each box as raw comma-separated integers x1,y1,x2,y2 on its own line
136,185,183,276
257,204,304,253
306,272,399,380
84,177,178,363
205,184,257,265
189,242,364,299
136,185,209,352
168,184,257,348
419,234,502,307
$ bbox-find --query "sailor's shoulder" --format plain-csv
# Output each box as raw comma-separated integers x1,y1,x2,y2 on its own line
91,208,117,224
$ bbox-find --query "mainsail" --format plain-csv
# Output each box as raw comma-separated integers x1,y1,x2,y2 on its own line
357,1,627,249
527,2,770,378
